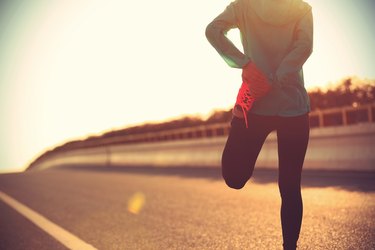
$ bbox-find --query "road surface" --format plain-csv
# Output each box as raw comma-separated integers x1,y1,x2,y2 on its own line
1,166,374,250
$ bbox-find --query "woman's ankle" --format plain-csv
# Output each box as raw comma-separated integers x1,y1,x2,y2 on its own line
283,243,297,250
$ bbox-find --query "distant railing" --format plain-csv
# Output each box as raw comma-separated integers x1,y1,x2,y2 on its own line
82,103,375,147
309,103,374,127
27,103,375,171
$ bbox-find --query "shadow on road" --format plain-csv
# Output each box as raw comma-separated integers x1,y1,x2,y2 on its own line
56,165,375,193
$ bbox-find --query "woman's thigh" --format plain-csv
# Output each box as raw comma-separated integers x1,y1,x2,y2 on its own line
222,114,275,188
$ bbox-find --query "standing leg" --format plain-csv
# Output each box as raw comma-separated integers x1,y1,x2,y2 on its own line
222,114,274,189
277,114,310,250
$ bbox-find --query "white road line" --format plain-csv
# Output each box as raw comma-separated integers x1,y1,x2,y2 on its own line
0,191,98,250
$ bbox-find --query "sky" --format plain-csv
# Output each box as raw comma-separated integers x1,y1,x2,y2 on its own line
0,0,374,173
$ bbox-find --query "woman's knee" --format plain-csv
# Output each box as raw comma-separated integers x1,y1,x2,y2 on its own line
222,171,251,189
224,178,247,189
278,182,301,200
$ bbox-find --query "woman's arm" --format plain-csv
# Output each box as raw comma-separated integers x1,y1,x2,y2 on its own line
275,10,313,84
205,1,250,68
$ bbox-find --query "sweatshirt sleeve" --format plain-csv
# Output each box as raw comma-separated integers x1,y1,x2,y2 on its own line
205,1,250,68
275,9,313,84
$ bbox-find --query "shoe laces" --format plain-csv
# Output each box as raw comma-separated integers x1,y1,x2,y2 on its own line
235,82,255,128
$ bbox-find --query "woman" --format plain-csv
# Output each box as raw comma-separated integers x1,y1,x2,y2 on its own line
205,0,313,249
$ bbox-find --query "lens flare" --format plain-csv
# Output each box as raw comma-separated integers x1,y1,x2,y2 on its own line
127,192,145,215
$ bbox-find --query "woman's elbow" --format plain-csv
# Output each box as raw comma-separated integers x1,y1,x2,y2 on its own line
299,41,313,58
205,22,215,41
307,44,313,57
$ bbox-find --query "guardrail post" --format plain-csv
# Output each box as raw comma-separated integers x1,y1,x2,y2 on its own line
318,110,324,127
342,108,347,126
105,147,111,167
368,105,373,123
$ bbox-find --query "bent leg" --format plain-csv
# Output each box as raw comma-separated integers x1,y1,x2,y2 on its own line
222,115,273,189
277,114,310,250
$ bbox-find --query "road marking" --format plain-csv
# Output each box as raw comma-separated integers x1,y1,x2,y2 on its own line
0,191,98,250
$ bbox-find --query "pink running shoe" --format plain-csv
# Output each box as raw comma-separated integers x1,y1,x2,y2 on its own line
233,62,271,128
233,82,255,128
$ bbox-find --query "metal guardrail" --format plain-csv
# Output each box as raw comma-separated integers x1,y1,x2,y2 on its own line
28,103,375,171
310,103,374,127
32,115,375,172
82,104,375,147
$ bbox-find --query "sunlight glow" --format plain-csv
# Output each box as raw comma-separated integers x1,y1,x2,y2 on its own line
0,0,374,172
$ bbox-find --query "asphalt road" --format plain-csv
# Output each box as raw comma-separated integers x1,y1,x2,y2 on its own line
0,166,374,250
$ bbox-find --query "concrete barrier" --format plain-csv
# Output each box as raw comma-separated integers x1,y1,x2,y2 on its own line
34,123,375,171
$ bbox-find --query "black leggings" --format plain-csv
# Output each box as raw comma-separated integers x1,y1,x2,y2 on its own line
222,113,310,250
